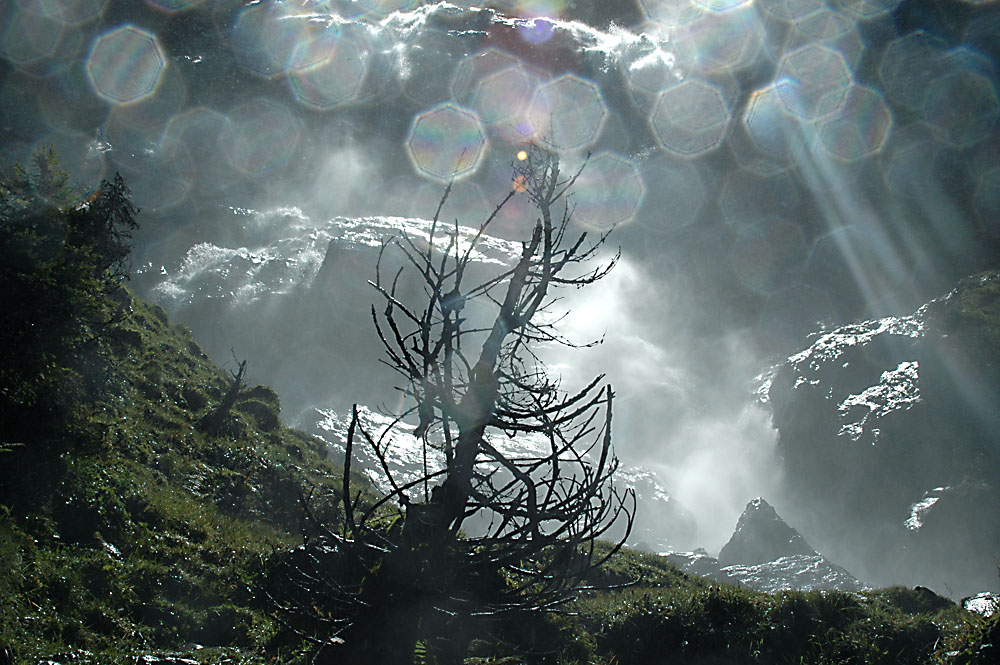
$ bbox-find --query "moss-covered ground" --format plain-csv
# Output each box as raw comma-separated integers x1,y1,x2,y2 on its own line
0,288,353,664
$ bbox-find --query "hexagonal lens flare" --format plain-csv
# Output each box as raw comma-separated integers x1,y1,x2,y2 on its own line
677,8,764,75
86,25,166,105
161,106,235,187
527,74,606,152
407,103,488,184
639,0,705,27
572,152,646,231
785,8,864,69
742,81,803,166
451,48,523,106
922,70,999,148
651,79,731,157
0,9,64,65
836,0,902,21
472,66,536,126
818,85,893,161
776,44,851,119
759,0,824,21
288,32,369,111
879,31,948,111
231,3,311,78
222,98,303,176
19,0,108,24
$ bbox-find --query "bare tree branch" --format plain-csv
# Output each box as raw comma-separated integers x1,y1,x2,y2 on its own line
281,145,633,665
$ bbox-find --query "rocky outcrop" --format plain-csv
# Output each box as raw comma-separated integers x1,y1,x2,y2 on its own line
765,271,1000,598
720,555,864,594
718,497,816,566
665,498,864,593
963,592,999,617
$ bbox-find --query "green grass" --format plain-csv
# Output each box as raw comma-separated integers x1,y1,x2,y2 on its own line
553,549,987,665
1,281,996,664
0,290,347,664
456,542,993,665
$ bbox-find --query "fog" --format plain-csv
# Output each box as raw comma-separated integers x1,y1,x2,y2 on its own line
2,0,998,593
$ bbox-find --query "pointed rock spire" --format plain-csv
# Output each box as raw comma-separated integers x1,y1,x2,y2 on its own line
718,497,816,566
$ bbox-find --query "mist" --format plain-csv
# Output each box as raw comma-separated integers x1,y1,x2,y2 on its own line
3,0,998,594
539,255,783,551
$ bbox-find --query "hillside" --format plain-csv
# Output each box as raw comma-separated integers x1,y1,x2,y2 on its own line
1,162,997,664
0,157,349,664
0,283,352,664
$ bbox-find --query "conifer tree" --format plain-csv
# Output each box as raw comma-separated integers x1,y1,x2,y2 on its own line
274,148,634,664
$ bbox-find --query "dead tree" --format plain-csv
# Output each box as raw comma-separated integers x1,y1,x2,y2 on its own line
199,352,247,436
272,147,635,664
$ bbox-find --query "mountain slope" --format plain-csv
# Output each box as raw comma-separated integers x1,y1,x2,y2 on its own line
0,284,349,664
1,162,995,662
766,271,1000,597
0,285,992,665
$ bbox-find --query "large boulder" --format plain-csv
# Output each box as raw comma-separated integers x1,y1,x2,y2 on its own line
766,271,1000,597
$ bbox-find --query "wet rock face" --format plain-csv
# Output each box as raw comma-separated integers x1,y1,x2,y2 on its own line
718,497,816,566
308,405,697,553
963,592,999,617
766,271,1000,597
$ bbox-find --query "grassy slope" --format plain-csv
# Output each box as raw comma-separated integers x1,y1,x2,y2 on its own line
569,545,993,665
0,287,995,665
0,290,346,664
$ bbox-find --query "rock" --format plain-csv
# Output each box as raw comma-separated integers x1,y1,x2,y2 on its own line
665,499,864,593
720,554,865,594
664,549,725,579
766,271,1000,597
611,467,697,552
664,550,865,594
963,591,999,617
885,586,956,614
309,404,697,553
718,498,816,566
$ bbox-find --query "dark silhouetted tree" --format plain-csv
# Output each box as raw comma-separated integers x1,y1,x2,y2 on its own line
271,147,634,664
0,148,139,457
200,352,248,436
68,171,140,288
